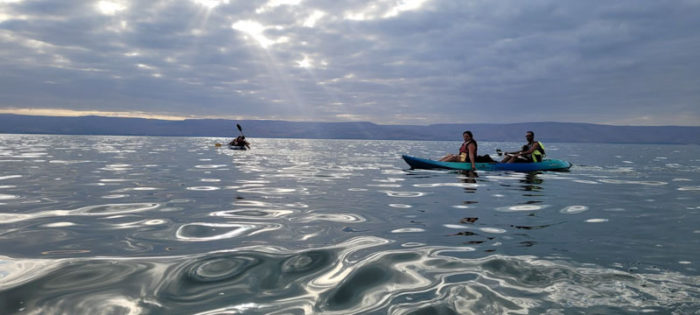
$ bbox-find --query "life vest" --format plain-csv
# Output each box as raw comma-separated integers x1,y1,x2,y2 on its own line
459,140,477,162
528,141,545,162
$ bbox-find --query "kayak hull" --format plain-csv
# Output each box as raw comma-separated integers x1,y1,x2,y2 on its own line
228,145,247,150
402,155,572,172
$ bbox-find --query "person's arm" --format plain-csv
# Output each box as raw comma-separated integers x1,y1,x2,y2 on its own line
522,142,539,155
468,143,476,169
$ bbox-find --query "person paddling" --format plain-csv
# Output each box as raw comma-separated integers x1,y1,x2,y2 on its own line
229,136,250,149
501,131,545,163
439,130,477,170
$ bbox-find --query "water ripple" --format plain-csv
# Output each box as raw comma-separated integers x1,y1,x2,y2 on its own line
598,179,668,186
101,194,129,199
381,191,427,198
185,186,220,191
185,254,260,282
73,203,160,216
561,205,589,214
296,213,366,223
100,164,133,171
194,164,228,169
496,204,549,212
586,218,609,223
479,227,507,234
210,209,294,219
390,228,425,233
413,182,478,188
0,193,19,200
573,179,599,184
237,187,308,195
175,222,279,241
0,203,161,224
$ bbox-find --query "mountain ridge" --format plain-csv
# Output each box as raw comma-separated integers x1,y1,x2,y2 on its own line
0,114,698,144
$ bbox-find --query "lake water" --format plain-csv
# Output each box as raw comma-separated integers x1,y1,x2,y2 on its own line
0,134,698,314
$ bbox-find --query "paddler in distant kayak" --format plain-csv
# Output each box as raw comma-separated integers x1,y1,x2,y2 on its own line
229,136,250,149
501,131,545,163
439,130,477,170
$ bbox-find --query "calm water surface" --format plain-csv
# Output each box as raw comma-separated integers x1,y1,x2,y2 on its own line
0,134,698,314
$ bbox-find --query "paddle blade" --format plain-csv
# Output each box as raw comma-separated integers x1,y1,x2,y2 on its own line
236,124,242,132
215,143,222,147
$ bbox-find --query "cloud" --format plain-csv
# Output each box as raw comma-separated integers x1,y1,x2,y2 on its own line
0,0,699,125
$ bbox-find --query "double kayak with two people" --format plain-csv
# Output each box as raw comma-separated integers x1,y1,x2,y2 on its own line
402,154,572,172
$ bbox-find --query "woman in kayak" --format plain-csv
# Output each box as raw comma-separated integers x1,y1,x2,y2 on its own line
439,130,477,169
501,131,544,163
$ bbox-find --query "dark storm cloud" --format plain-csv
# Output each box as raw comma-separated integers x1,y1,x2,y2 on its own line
0,0,698,125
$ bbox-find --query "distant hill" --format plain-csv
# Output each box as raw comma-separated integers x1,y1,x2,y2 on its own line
0,114,698,144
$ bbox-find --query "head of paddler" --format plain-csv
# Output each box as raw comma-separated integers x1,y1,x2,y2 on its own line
462,130,473,142
525,131,534,143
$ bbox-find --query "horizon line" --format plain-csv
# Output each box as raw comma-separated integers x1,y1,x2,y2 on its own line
1,109,698,128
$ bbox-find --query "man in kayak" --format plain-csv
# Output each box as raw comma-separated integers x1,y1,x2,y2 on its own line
501,131,545,163
439,130,477,170
229,136,251,149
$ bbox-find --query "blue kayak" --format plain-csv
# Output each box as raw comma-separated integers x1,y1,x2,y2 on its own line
402,155,572,172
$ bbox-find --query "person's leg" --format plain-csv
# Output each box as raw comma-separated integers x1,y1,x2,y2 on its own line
514,156,531,163
442,154,461,162
439,154,454,161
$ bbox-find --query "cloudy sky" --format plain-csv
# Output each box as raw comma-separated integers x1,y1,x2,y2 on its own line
1,0,699,125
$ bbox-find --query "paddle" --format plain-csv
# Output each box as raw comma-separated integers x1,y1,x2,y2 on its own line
236,123,245,137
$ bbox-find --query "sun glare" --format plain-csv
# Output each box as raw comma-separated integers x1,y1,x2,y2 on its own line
384,0,429,18
296,55,312,68
344,0,430,21
303,10,325,27
192,0,229,9
256,0,302,13
96,1,126,16
232,20,288,48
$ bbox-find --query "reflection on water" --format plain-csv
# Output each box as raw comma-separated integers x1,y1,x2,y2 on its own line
0,135,699,313
1,241,698,314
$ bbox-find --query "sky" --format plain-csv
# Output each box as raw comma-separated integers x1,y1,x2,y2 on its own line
1,0,699,126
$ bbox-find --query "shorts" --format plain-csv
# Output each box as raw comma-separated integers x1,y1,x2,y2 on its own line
515,155,533,163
